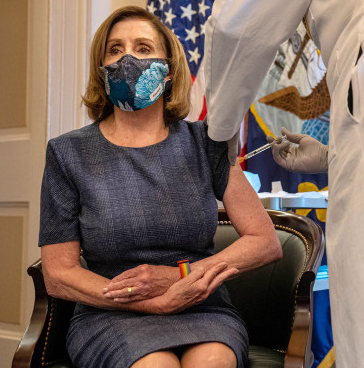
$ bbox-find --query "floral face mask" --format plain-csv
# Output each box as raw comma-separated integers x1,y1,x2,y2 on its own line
100,54,169,111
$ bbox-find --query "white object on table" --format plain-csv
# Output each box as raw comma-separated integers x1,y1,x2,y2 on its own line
258,190,328,210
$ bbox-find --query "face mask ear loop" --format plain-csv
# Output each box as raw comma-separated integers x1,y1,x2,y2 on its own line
163,74,173,125
164,78,172,91
163,93,169,126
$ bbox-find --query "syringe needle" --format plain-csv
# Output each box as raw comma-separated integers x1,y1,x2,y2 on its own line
239,135,287,162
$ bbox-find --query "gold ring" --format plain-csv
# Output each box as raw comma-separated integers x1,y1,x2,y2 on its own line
127,286,132,297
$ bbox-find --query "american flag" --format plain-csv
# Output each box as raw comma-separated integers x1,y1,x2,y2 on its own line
147,0,214,121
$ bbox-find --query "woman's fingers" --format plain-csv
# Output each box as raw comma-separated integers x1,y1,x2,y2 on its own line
205,267,239,295
104,282,152,300
194,264,238,301
197,262,228,287
108,264,176,300
104,264,208,301
105,280,131,292
183,265,206,283
180,262,234,299
163,263,238,313
104,285,136,299
105,285,152,303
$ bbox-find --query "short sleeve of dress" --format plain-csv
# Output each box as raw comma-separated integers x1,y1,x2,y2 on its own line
196,121,230,201
38,139,80,246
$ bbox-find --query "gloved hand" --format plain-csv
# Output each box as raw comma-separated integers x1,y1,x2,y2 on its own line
266,127,328,173
227,129,241,166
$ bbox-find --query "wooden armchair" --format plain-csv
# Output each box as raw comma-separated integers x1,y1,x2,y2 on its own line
12,209,324,368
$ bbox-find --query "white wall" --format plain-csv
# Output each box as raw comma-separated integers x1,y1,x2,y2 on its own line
91,0,148,39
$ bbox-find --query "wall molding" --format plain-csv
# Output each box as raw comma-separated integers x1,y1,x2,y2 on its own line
0,330,23,341
47,0,91,141
0,332,22,367
0,202,29,209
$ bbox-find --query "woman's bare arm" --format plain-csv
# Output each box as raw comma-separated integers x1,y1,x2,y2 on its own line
41,241,167,313
192,162,282,274
41,241,236,314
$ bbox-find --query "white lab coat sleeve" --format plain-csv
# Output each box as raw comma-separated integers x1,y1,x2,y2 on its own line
204,0,312,141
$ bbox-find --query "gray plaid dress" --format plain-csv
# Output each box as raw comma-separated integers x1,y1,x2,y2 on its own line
39,120,248,368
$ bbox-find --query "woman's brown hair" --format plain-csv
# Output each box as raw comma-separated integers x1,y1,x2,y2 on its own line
83,6,191,123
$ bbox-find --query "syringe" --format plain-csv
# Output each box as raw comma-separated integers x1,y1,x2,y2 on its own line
239,135,287,163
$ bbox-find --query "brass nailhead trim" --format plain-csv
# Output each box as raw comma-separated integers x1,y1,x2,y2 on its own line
273,224,310,270
42,298,55,367
274,348,287,355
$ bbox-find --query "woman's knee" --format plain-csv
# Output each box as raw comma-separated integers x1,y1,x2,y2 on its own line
181,342,237,368
130,350,180,368
202,355,237,368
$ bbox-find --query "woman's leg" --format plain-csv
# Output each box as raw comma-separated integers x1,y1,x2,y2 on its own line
181,342,237,368
130,350,181,368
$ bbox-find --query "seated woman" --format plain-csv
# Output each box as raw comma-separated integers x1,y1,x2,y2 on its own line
39,6,282,368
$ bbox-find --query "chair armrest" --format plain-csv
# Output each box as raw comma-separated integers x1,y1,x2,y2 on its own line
12,259,49,368
284,272,316,368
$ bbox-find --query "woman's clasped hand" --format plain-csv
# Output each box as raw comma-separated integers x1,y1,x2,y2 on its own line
103,262,239,313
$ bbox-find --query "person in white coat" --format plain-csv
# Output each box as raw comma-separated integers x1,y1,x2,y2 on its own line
204,1,364,367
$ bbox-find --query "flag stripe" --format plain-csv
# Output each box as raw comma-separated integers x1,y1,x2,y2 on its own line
250,103,275,138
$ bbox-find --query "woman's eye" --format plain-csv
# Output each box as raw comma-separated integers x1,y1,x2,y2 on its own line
109,47,121,55
138,46,151,54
